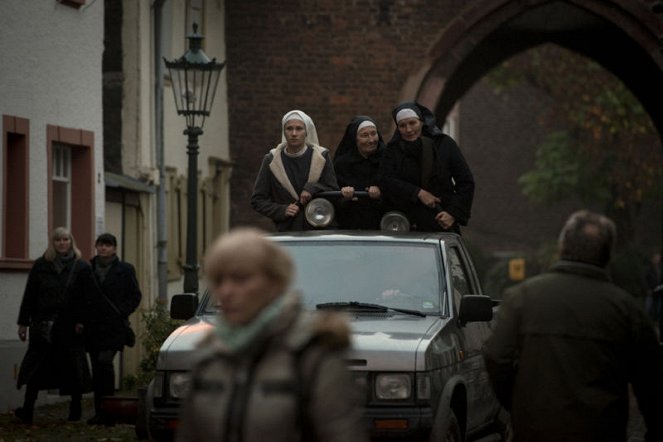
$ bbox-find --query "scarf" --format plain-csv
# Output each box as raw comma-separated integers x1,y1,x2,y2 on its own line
95,255,117,283
214,295,287,353
54,250,75,274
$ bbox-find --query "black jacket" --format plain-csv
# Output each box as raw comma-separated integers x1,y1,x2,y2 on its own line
17,256,92,392
334,147,386,230
484,261,663,442
86,256,142,351
380,134,474,227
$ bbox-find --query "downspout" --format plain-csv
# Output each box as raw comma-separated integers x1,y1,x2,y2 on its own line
153,0,168,303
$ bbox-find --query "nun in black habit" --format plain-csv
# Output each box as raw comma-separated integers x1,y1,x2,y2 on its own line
379,101,475,233
333,116,387,230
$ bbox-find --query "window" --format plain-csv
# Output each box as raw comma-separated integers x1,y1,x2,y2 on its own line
52,143,72,230
46,125,95,257
448,246,472,313
2,115,29,264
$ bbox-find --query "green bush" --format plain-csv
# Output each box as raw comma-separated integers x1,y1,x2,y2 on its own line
123,302,182,390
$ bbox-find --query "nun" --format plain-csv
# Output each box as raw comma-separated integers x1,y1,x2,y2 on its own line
379,101,475,232
333,116,387,230
251,110,338,231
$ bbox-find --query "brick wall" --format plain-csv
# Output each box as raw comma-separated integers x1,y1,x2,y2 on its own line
226,0,466,228
225,0,662,256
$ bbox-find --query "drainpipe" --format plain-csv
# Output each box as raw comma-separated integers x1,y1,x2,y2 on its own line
153,0,168,303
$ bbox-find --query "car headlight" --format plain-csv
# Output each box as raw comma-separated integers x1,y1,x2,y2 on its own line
375,373,412,400
168,372,192,399
153,371,165,399
380,211,410,232
305,198,335,228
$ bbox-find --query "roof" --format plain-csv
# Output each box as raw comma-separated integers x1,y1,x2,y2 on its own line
269,230,463,243
105,171,155,194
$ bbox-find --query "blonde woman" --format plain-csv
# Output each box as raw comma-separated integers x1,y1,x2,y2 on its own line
15,227,92,424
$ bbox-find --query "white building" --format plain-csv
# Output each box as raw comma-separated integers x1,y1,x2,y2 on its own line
0,0,231,412
0,0,105,411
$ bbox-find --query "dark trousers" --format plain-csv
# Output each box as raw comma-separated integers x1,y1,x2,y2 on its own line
89,350,117,415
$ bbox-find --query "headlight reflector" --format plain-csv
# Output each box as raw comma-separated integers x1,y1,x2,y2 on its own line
375,373,411,400
305,198,335,227
380,211,410,232
169,372,192,399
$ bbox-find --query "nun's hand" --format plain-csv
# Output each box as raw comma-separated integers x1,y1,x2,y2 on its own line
417,189,440,208
300,191,312,205
341,186,355,200
435,211,455,229
285,203,300,217
367,186,381,199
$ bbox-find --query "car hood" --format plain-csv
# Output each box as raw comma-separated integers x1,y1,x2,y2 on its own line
156,313,449,372
346,315,447,371
156,315,216,371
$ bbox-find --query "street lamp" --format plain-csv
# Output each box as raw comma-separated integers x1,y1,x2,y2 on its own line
164,23,225,294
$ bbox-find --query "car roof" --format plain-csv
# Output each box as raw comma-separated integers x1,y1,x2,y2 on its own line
268,230,462,245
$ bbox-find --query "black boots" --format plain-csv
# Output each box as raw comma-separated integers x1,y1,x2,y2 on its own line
14,406,33,424
87,414,115,427
67,398,82,422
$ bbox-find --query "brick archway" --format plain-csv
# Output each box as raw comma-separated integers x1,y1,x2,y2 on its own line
407,0,663,137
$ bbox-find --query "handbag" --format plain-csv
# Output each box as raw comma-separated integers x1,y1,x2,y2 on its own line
124,319,136,348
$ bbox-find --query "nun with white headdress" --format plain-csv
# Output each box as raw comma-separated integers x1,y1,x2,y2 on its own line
379,101,475,233
251,110,338,231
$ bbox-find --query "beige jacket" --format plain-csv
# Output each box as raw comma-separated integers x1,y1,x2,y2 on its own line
176,292,367,442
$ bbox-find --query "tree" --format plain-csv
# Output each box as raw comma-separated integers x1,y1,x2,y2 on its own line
488,44,662,244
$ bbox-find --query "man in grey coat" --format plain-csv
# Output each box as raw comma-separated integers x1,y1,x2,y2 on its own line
483,210,663,442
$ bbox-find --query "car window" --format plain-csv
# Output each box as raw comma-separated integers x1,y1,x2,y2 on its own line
448,246,471,314
279,241,445,314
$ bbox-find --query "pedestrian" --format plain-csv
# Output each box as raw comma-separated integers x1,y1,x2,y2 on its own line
251,110,339,231
333,115,387,230
86,233,142,425
643,251,662,335
15,226,93,424
483,210,663,442
175,228,367,442
379,101,474,232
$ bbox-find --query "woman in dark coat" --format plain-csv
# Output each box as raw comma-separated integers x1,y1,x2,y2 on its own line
86,233,142,425
333,116,387,230
15,226,92,424
379,101,475,232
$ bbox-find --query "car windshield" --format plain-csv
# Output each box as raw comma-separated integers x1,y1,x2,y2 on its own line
202,240,446,316
284,240,444,314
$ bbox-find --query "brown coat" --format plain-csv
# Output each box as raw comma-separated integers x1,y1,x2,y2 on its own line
176,292,367,442
483,260,663,442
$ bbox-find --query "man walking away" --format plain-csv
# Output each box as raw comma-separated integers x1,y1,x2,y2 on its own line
483,210,663,442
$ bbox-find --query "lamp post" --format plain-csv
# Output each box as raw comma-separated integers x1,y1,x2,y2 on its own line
164,23,225,294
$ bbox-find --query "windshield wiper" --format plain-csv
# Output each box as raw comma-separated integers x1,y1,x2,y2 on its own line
316,301,425,317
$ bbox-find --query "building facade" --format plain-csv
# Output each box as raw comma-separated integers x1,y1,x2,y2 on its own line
0,0,105,411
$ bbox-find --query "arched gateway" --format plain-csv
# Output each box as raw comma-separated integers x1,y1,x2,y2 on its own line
406,0,663,138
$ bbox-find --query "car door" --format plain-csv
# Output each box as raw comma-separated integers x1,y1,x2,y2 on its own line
446,242,496,430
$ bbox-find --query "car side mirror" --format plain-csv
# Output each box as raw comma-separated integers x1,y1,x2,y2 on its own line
458,294,493,326
170,294,199,320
